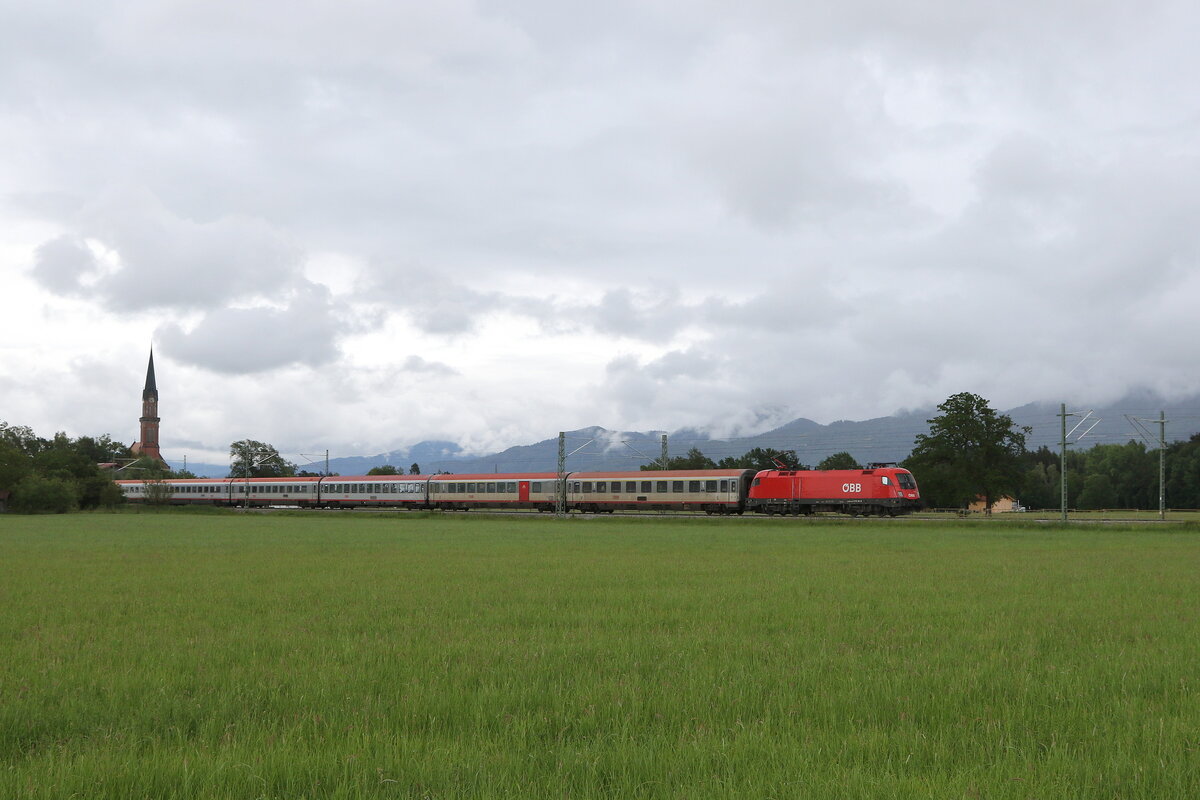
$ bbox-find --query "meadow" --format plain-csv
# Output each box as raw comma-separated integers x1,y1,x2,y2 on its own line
2,511,1198,799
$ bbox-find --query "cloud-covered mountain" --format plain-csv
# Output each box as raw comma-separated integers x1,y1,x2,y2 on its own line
167,391,1200,478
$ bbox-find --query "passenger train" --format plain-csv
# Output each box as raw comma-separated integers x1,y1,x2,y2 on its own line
117,465,922,516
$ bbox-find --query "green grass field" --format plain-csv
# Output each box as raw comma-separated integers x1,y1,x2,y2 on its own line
2,512,1199,799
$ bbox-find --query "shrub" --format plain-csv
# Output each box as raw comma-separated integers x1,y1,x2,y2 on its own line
9,474,78,514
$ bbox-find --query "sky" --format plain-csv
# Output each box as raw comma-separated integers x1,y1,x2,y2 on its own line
3,0,1200,468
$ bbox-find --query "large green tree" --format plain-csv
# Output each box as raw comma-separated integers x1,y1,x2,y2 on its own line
905,393,1029,511
229,440,297,478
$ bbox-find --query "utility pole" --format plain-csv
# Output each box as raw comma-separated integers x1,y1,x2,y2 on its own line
1158,411,1166,521
1060,403,1068,523
1059,404,1100,523
556,432,566,516
1126,411,1169,521
661,434,668,470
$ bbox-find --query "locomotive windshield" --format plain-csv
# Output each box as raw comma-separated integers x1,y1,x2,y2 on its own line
896,472,917,490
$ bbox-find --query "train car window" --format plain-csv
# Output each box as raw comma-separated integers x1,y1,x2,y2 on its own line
705,480,718,492
466,482,475,493
531,482,542,493
672,481,684,493
720,480,729,492
486,482,496,493
656,481,667,493
505,482,514,492
570,481,578,493
688,481,701,492
624,481,635,493
596,481,607,493
582,482,593,493
448,483,457,494
881,476,890,485
641,481,652,493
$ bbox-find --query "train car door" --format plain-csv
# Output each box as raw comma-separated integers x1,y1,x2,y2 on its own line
519,481,530,502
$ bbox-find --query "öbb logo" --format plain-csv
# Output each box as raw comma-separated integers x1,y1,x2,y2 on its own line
842,483,862,494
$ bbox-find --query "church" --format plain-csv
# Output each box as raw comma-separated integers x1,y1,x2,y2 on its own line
130,348,168,467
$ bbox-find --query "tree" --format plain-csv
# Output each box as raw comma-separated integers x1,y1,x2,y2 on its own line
905,392,1029,511
368,465,399,475
10,473,78,513
716,448,807,471
229,440,297,478
1078,473,1116,510
0,422,127,512
641,447,716,470
817,452,860,470
409,463,421,475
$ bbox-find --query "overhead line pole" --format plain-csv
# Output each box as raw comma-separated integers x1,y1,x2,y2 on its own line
556,432,566,517
1060,403,1069,522
1159,411,1166,521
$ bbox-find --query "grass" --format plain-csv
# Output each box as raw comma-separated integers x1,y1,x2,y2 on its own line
2,512,1199,798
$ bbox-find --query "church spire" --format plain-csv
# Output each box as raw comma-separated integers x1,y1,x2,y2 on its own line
132,346,164,465
143,348,158,400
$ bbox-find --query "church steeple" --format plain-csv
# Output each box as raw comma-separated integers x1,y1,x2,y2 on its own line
131,347,165,465
143,348,158,401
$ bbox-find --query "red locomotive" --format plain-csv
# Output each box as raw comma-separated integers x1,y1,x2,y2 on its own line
748,465,921,516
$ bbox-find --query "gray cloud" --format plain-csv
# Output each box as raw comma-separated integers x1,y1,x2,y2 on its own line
401,355,458,376
31,235,99,295
5,0,1200,458
154,281,344,373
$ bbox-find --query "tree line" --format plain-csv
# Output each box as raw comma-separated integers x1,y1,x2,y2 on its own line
1,423,130,512
5,396,1200,513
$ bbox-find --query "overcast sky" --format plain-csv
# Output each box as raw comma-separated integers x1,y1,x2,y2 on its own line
3,0,1199,466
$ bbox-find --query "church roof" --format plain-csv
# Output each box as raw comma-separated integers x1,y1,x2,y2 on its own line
143,348,158,399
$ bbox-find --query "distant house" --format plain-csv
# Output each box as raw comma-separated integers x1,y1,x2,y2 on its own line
968,496,1024,514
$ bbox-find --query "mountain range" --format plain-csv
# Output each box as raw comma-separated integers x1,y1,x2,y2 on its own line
171,391,1200,478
